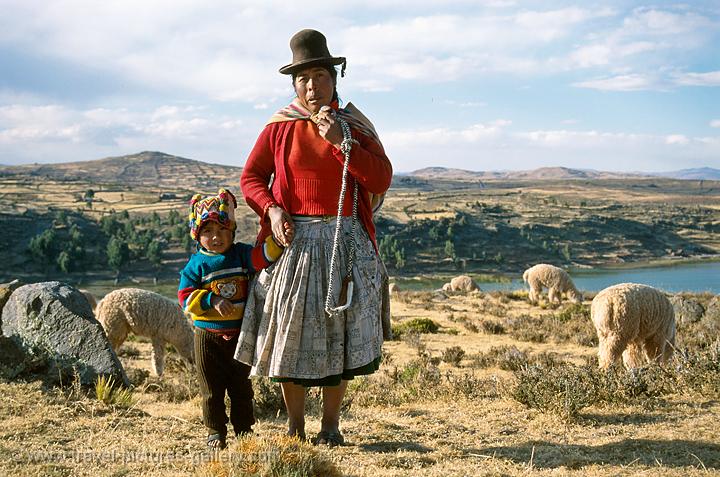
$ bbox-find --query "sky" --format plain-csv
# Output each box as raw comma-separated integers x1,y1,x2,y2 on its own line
0,0,718,173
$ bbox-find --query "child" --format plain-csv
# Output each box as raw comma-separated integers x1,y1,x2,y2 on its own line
178,188,285,449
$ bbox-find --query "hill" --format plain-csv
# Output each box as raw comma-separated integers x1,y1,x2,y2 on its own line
652,167,720,181
409,166,648,181
0,151,243,190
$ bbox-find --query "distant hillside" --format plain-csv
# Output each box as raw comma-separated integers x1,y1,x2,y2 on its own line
0,151,243,190
410,166,648,181
651,167,720,181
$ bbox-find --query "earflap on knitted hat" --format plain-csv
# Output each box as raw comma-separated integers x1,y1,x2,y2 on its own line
188,188,237,241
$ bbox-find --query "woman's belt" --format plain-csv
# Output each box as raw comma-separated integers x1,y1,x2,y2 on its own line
291,214,339,223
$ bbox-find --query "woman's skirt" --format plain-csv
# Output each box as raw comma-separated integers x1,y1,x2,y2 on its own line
234,216,390,386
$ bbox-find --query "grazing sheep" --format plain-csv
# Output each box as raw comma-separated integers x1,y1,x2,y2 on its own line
96,288,194,376
442,275,480,293
388,283,401,294
591,283,675,369
522,264,582,305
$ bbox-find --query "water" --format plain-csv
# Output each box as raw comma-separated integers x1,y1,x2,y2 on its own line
474,261,720,294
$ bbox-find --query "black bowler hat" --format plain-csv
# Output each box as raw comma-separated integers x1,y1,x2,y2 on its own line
279,29,346,75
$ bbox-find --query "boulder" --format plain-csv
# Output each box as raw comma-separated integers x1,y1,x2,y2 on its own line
0,279,23,327
1,281,128,386
449,275,480,292
670,295,705,325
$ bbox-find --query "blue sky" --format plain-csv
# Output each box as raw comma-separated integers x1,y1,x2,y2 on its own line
0,1,718,172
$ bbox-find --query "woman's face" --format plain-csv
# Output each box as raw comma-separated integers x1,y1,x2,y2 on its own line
294,67,335,113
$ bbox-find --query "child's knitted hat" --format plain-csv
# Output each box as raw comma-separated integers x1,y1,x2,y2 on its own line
188,188,237,241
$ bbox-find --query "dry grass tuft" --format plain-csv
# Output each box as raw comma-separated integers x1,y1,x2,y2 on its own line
198,435,342,477
95,375,134,408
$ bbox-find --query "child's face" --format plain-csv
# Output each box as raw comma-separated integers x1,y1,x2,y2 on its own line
198,221,233,253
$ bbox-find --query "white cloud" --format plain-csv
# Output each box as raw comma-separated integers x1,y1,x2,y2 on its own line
384,123,720,172
384,120,509,147
0,101,255,163
572,74,661,91
673,71,720,87
665,134,689,145
711,120,720,128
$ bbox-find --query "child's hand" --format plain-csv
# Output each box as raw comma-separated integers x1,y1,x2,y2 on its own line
211,295,234,316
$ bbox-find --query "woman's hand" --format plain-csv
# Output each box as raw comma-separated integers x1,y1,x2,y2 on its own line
268,205,295,247
316,106,343,148
211,295,234,316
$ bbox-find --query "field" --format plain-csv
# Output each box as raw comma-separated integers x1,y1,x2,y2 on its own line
1,155,719,476
1,170,719,285
2,290,719,477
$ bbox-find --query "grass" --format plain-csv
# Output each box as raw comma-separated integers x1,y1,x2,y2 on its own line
2,290,720,476
95,375,135,408
198,435,342,477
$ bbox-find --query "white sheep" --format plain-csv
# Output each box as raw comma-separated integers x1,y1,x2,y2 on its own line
95,288,194,376
591,283,675,369
442,275,480,293
522,264,582,305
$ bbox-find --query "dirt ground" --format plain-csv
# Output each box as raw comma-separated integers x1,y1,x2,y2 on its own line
2,290,719,477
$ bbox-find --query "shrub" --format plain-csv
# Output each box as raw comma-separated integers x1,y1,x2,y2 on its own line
556,302,590,322
392,318,439,339
253,377,286,419
479,319,505,335
441,346,466,367
511,363,599,422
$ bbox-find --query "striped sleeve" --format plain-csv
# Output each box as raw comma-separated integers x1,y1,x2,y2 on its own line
178,260,212,315
237,236,284,273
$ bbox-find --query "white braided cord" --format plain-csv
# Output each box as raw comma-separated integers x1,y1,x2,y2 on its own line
324,118,358,316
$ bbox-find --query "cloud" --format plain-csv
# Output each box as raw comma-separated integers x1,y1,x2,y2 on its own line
665,134,689,145
384,120,510,147
572,74,661,91
384,123,720,172
711,120,720,128
673,71,720,87
0,101,255,163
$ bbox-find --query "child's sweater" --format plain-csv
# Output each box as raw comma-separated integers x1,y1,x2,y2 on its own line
178,236,282,332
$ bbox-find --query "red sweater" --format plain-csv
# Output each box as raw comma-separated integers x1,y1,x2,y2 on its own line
241,118,392,248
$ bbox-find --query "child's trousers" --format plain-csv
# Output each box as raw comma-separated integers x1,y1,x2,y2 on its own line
195,328,255,437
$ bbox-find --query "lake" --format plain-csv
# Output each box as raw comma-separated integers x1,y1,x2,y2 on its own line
474,261,720,294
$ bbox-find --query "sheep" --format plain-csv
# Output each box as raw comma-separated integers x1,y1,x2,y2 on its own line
388,283,401,294
95,288,194,376
442,275,480,293
590,283,675,370
522,264,582,305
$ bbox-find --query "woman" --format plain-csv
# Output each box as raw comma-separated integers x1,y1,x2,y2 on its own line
234,29,392,446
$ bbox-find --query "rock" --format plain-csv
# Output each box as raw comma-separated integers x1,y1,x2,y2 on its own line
0,279,23,327
449,275,480,292
670,295,705,325
1,281,128,386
